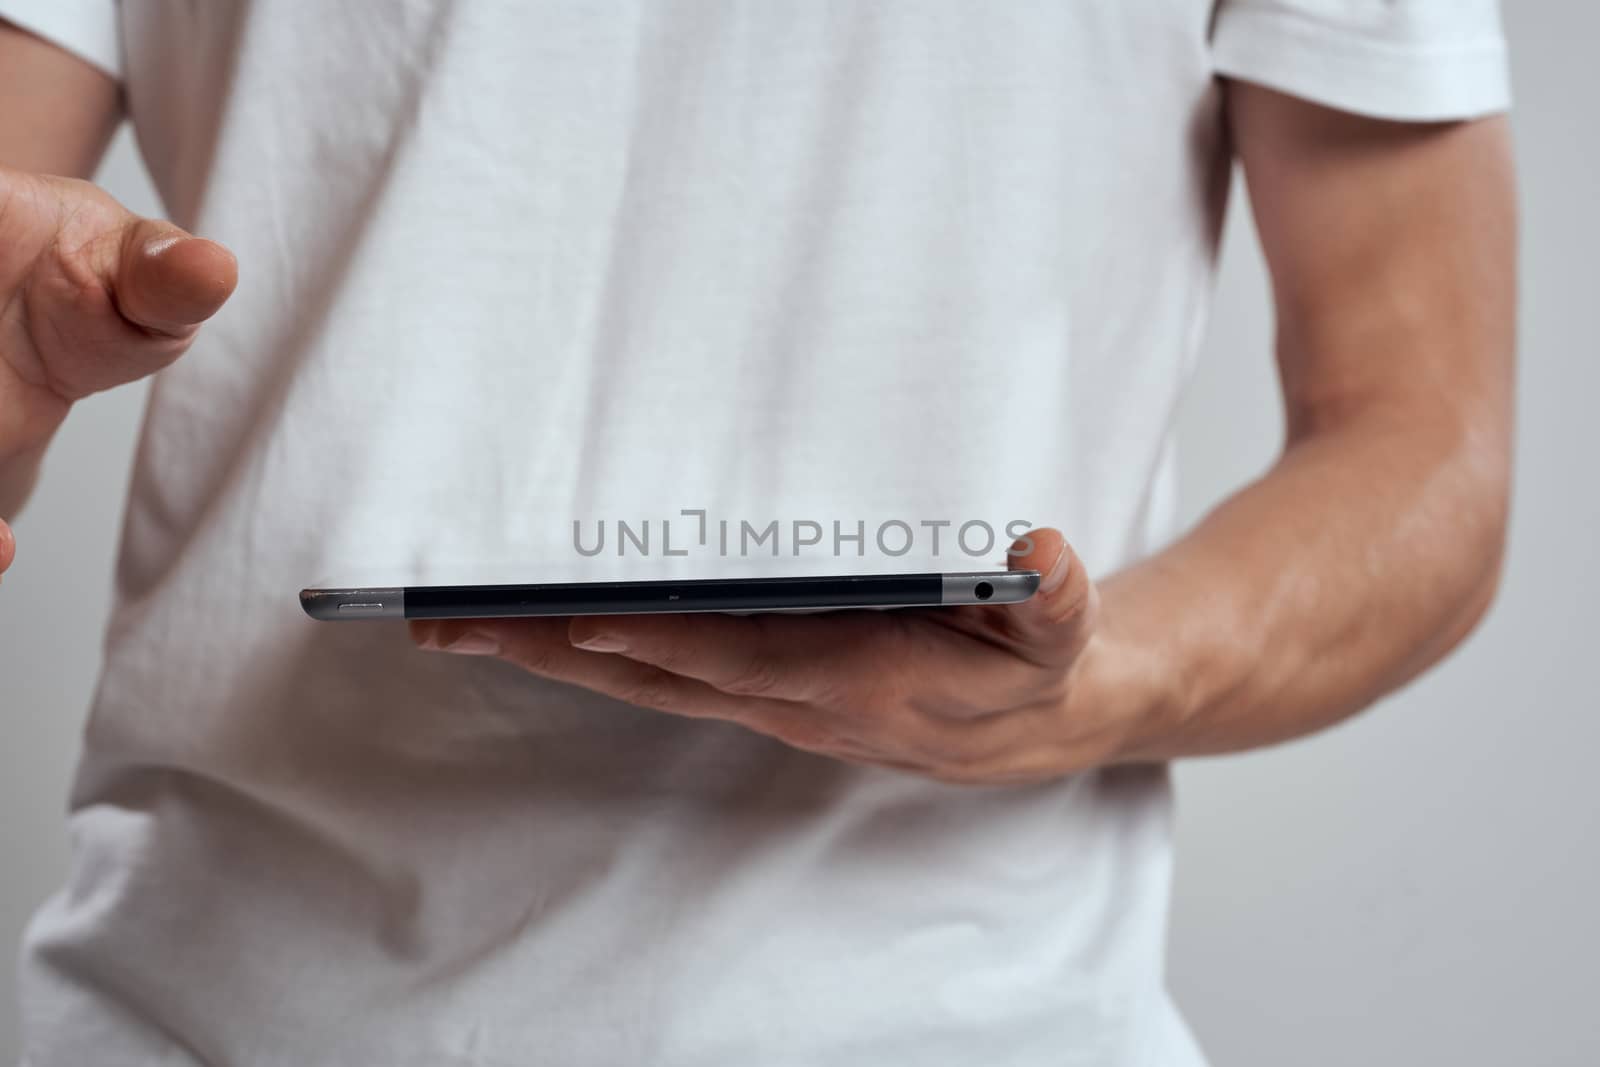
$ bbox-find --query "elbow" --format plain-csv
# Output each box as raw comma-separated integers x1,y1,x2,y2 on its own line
1429,419,1513,656
1459,496,1509,645
1453,505,1507,648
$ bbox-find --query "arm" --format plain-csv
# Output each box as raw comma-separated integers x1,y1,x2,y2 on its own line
411,86,1515,785
0,20,237,579
0,19,121,175
0,19,121,526
1099,83,1515,759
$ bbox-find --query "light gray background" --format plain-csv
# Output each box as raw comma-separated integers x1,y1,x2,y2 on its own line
2,4,1594,1063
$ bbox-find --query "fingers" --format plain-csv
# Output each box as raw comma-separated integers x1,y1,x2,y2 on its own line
411,617,898,759
566,604,1060,714
404,527,1099,749
113,220,238,337
0,520,14,581
993,527,1099,668
566,612,859,703
410,616,786,725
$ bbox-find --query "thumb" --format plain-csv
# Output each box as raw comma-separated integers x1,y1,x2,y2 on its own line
1003,527,1099,667
113,219,238,337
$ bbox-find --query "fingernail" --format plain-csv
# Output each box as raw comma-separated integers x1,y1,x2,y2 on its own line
433,631,501,656
1040,548,1072,593
573,632,628,653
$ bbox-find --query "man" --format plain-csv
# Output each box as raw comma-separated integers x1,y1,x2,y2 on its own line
0,2,1513,1064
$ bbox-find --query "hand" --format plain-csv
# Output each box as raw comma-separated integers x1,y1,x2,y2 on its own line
411,529,1141,785
0,163,237,583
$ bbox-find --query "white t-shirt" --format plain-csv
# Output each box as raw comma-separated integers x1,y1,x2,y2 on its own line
6,2,1508,1064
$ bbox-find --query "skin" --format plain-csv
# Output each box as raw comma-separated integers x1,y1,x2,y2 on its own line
416,88,1517,785
0,25,1515,786
0,22,237,581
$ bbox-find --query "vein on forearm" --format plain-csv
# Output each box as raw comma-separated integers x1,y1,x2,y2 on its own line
1104,394,1509,762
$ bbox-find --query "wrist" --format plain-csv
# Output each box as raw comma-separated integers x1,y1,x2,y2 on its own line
1069,624,1187,766
1070,562,1229,765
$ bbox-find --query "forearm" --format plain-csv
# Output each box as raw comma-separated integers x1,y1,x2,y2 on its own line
1097,405,1509,761
1082,85,1520,766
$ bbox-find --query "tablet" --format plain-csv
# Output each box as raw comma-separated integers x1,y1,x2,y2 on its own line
299,571,1039,620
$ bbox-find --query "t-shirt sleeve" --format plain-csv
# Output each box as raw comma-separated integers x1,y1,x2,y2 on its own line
1210,0,1510,121
0,0,122,81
